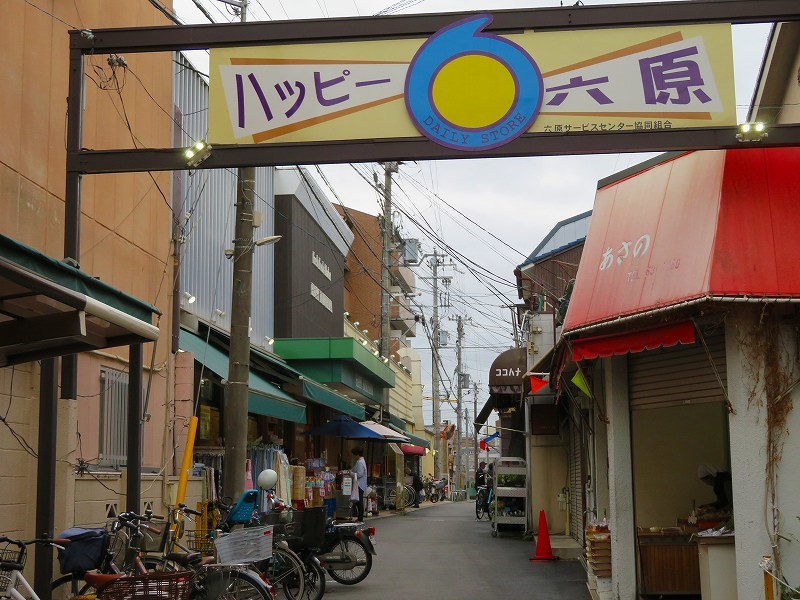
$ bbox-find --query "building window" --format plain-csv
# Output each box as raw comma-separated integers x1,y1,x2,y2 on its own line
99,367,129,469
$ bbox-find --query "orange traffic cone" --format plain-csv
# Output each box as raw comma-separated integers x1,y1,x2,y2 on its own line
530,510,559,561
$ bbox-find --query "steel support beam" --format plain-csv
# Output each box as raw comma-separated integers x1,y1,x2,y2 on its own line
126,343,143,513
34,358,58,600
62,45,84,400
67,124,800,174
69,0,800,53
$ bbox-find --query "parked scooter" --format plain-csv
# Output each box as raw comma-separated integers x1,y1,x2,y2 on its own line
257,470,377,586
428,479,448,503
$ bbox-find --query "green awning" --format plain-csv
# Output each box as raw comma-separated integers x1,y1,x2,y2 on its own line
387,415,407,430
0,234,159,367
179,329,306,423
387,423,429,449
301,377,365,420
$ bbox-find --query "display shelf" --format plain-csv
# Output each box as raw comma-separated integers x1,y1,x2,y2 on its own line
495,515,526,524
496,486,526,497
491,457,527,537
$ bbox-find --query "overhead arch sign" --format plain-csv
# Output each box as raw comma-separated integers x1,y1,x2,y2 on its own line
209,16,734,151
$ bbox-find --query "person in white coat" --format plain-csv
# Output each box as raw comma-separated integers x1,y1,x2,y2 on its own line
351,447,367,522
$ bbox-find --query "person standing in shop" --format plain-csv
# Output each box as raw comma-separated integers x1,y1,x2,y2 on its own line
351,447,367,522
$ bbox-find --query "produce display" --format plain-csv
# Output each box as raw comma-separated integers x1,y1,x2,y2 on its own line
489,497,526,517
496,474,525,487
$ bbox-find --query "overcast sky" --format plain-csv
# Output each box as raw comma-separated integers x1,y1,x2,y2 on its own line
173,0,770,431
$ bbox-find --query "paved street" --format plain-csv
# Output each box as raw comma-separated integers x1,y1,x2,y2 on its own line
323,500,591,599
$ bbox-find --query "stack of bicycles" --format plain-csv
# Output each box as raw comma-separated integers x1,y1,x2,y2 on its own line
49,504,277,600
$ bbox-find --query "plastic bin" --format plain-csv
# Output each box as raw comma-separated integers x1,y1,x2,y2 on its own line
323,498,336,519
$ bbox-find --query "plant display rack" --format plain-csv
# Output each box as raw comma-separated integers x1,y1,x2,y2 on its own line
491,456,527,537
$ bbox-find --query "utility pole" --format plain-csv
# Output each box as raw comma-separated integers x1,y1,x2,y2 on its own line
455,315,464,491
431,249,441,479
473,380,479,476
380,162,399,358
224,0,253,501
419,248,453,479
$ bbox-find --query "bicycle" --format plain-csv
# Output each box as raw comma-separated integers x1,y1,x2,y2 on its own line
157,502,279,600
257,506,324,600
475,485,492,520
384,483,415,509
52,507,273,600
0,535,68,600
210,493,303,600
52,510,164,600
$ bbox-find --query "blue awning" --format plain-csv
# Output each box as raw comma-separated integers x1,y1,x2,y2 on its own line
179,329,306,423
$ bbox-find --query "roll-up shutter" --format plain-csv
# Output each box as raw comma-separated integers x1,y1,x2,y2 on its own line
568,418,585,545
629,332,726,409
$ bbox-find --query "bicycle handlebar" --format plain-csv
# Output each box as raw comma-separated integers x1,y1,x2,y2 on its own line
177,504,202,516
0,536,65,548
118,511,164,522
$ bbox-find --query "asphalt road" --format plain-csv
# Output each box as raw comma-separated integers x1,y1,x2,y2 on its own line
323,500,591,599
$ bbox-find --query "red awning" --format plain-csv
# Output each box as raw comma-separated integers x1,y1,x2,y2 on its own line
400,444,426,456
571,321,695,361
562,148,800,334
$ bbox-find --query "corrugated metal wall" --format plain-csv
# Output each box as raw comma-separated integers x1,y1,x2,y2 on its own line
173,54,275,348
629,333,727,409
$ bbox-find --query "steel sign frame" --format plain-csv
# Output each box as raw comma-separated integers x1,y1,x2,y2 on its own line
66,0,800,174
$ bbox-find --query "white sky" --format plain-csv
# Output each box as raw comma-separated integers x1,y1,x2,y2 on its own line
173,0,771,431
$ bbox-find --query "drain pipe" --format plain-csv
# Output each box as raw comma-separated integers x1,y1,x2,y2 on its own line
524,395,533,537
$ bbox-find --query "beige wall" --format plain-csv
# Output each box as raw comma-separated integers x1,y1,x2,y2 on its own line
0,0,179,559
631,402,728,527
530,437,569,533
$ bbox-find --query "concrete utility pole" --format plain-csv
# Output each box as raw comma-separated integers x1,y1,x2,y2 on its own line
455,315,464,491
431,249,442,479
473,380,479,476
224,0,253,501
380,162,399,359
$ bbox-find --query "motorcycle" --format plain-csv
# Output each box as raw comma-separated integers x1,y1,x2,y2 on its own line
257,470,377,586
428,479,448,503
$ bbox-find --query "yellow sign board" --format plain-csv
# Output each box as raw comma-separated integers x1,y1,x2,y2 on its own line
209,17,734,152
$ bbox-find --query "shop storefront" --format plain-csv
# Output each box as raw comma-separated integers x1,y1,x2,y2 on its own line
557,147,800,599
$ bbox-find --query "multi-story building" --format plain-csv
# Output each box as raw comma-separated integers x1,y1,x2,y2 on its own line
334,205,431,461
0,0,182,586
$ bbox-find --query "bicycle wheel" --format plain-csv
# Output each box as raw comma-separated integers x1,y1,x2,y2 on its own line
326,538,372,585
52,574,94,600
475,489,486,520
263,546,305,600
289,559,324,600
196,567,273,600
402,485,415,507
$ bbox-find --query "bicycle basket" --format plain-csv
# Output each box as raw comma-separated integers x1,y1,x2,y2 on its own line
0,542,25,591
57,528,109,575
138,520,169,554
214,525,273,564
258,509,294,538
97,571,192,600
185,529,215,557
